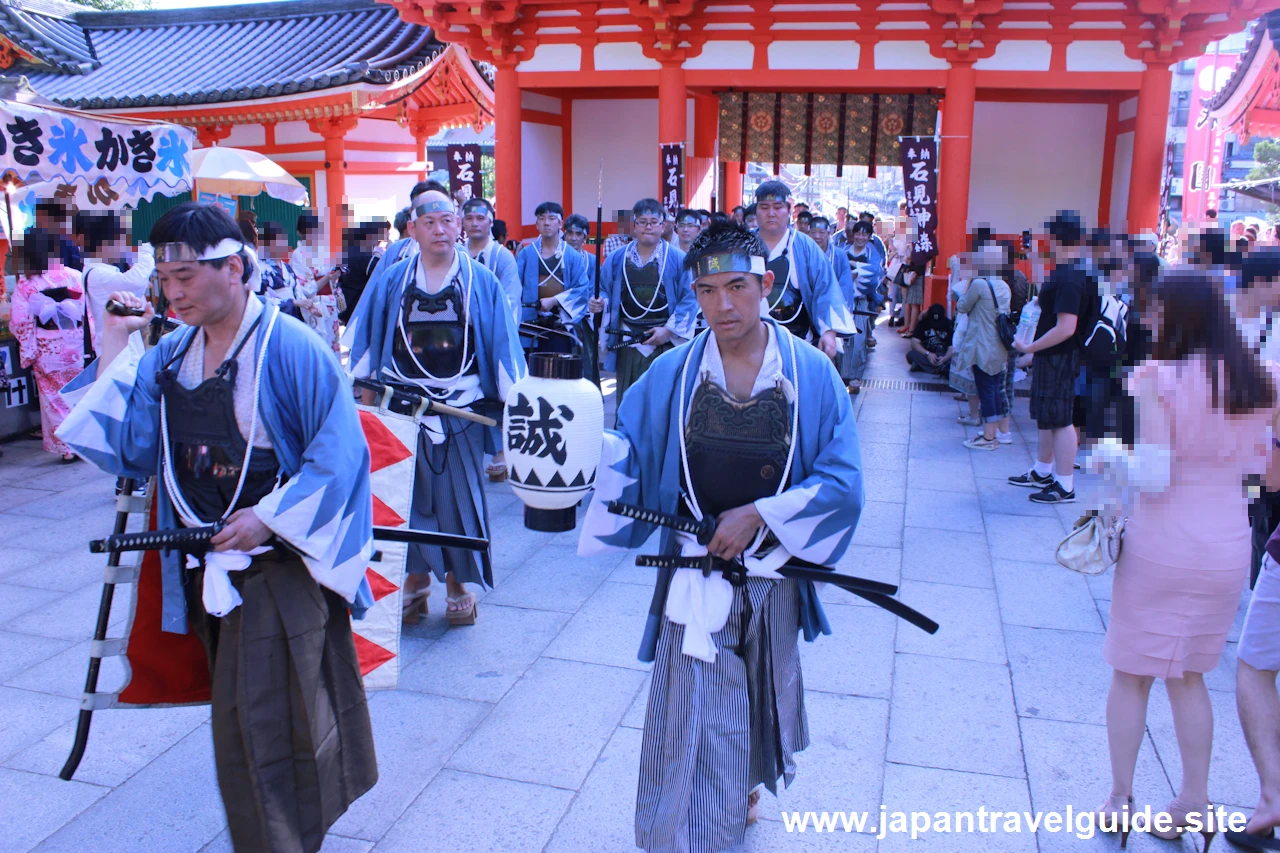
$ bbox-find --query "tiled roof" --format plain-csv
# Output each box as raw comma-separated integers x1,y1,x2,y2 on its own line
0,0,96,73
1206,10,1280,113
10,0,450,109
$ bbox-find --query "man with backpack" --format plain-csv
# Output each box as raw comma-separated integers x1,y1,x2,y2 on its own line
1008,211,1099,504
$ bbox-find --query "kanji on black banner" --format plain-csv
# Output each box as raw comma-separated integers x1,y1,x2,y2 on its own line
899,136,939,267
659,143,684,218
446,143,483,204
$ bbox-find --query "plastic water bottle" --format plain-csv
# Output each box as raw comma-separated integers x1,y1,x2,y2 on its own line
1016,297,1041,349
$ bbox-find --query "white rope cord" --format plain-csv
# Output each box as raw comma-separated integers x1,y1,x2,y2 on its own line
537,238,566,291
620,241,669,322
676,321,800,557
161,306,281,527
394,247,477,401
765,228,805,325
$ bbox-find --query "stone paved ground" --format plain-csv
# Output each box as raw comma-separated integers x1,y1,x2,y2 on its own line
0,327,1251,853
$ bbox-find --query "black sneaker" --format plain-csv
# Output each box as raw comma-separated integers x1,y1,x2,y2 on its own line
1029,481,1076,504
1008,470,1054,489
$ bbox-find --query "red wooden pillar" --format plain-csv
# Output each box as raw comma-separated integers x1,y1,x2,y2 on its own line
724,164,743,212
310,115,358,258
658,60,687,145
935,59,976,306
494,59,523,236
1126,62,1173,233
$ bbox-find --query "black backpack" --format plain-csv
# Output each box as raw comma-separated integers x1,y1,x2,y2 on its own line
1080,270,1128,368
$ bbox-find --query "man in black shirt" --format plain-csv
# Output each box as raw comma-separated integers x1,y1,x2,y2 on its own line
905,303,954,375
1009,211,1097,504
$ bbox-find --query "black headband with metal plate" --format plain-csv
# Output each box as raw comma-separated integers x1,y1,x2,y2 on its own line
412,199,455,219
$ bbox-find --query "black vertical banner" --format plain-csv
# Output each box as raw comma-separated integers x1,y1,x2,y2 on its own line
660,143,685,218
899,136,939,266
446,143,483,203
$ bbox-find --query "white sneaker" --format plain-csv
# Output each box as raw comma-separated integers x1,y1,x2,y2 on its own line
996,431,1013,445
957,416,981,426
964,435,999,451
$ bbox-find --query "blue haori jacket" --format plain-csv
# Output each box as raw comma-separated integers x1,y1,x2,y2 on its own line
515,240,595,336
597,241,698,372
56,299,376,635
343,248,527,404
769,228,855,338
577,317,865,661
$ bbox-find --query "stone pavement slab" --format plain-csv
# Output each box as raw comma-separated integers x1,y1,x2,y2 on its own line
0,325,1258,853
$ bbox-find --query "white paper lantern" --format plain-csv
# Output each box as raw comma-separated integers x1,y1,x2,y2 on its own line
503,353,604,531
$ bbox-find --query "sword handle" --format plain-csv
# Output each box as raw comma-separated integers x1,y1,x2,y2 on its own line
88,524,223,554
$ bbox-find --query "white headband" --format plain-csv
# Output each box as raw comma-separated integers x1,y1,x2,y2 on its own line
155,238,246,263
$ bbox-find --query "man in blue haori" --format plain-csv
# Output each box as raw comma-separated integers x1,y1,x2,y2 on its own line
345,190,526,626
578,221,864,853
514,200,594,355
587,197,698,405
54,202,377,853
751,181,854,360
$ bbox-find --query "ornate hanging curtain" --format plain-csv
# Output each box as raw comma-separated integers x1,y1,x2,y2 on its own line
718,92,941,173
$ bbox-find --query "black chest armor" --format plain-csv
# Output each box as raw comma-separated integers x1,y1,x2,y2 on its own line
537,253,565,300
621,257,669,330
159,318,279,525
765,253,812,340
682,376,791,519
393,283,475,381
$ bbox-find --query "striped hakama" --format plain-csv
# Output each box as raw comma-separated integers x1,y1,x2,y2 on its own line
408,416,493,587
637,577,807,853
838,296,871,382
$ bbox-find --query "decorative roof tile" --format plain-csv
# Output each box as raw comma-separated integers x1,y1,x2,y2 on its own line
1206,10,1280,113
0,0,96,73
12,0,449,109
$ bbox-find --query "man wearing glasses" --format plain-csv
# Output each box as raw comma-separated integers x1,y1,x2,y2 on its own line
589,198,697,404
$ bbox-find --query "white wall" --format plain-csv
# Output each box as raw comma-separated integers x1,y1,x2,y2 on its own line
521,122,563,225
346,118,416,145
225,124,266,147
1110,131,1134,229
968,101,1108,233
343,173,411,224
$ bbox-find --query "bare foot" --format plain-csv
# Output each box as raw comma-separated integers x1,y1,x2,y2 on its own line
1246,796,1280,835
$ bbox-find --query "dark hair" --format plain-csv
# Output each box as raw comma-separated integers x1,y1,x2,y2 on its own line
492,219,508,242
711,211,730,224
1088,227,1112,248
810,216,831,230
564,213,590,234
858,210,875,221
296,212,320,240
1045,211,1085,247
732,206,745,215
697,209,711,219
1236,237,1251,253
797,211,813,223
794,201,808,209
79,211,124,255
997,240,1017,286
260,221,285,244
632,198,665,218
535,201,564,218
463,197,495,218
745,203,757,218
151,202,253,282
754,181,790,204
1149,267,1276,414
1242,246,1280,290
1128,250,1160,315
393,207,411,235
237,217,259,248
683,221,768,280
968,225,995,252
851,220,874,235
410,180,449,200
1190,228,1227,267
18,227,56,277
34,201,68,221
676,208,699,223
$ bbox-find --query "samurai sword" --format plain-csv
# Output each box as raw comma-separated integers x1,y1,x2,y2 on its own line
589,158,605,387
635,554,897,596
635,553,937,634
605,328,658,352
606,500,715,545
89,524,491,555
353,377,497,427
519,321,576,341
608,500,938,633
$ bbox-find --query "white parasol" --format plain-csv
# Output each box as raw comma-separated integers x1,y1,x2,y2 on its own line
190,146,309,206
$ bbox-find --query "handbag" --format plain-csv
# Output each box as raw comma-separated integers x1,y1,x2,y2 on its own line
984,279,1018,350
1056,511,1125,575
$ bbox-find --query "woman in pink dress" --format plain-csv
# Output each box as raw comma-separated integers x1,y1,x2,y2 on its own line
1092,267,1278,849
10,228,90,461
